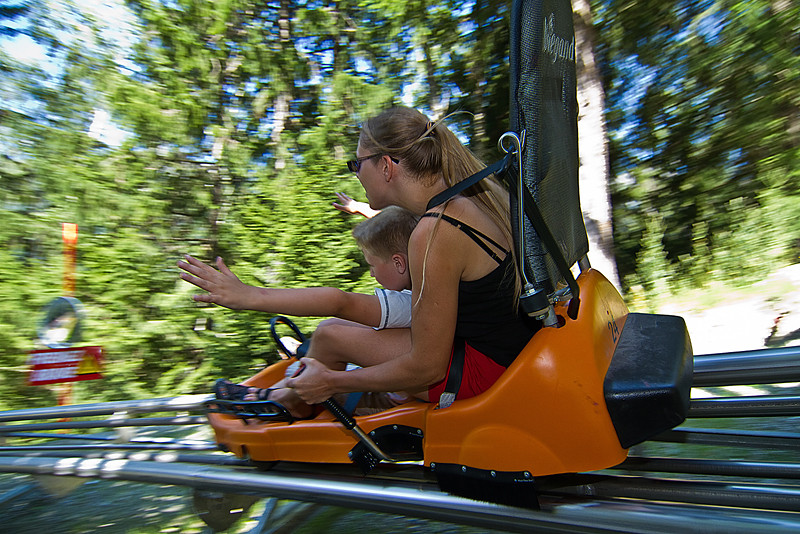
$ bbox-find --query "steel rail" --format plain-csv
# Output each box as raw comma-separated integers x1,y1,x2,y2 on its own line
0,444,800,511
0,394,212,423
619,456,800,479
1,431,206,443
3,442,800,484
0,456,798,534
689,395,800,417
3,445,799,495
0,449,250,466
0,442,217,452
5,428,800,472
540,474,800,512
653,427,800,450
3,432,138,441
694,346,800,387
0,415,207,433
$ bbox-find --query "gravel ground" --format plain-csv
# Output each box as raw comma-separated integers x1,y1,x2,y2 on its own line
0,473,509,534
0,475,205,533
0,428,508,533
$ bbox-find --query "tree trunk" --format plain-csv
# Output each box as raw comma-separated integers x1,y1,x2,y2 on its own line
271,0,293,170
572,0,620,288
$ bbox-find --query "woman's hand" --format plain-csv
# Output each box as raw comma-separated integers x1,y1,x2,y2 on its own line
177,254,251,310
332,192,379,218
285,357,336,405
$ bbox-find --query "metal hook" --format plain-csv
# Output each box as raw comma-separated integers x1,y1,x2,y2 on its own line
498,131,532,288
497,130,526,155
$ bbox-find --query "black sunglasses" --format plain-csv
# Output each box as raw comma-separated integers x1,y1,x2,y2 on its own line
346,153,399,173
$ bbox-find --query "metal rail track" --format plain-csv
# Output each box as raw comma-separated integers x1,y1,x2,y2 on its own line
0,347,798,532
693,346,800,386
0,454,798,533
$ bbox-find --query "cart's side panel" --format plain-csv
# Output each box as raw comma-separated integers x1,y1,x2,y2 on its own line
424,269,629,476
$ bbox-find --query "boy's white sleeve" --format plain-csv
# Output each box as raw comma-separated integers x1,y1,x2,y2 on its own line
373,288,413,330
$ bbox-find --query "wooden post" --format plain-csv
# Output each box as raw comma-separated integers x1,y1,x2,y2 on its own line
62,223,77,296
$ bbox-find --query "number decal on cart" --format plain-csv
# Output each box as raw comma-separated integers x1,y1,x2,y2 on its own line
607,310,620,344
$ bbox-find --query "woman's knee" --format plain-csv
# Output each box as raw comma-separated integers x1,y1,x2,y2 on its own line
308,319,361,362
314,319,358,344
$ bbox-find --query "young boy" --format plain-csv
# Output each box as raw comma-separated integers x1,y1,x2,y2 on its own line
351,205,415,329
307,206,417,412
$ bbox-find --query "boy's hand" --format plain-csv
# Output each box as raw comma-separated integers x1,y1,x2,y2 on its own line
177,254,251,310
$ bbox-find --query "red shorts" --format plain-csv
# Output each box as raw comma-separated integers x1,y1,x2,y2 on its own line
427,342,507,404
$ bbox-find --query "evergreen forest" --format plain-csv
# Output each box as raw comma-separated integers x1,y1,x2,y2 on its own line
1,0,798,409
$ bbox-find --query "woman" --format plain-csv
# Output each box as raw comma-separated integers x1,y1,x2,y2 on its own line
182,106,536,416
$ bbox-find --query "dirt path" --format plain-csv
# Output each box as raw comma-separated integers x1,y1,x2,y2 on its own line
659,264,800,355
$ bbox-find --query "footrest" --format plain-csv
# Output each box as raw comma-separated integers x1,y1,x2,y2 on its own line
203,398,295,424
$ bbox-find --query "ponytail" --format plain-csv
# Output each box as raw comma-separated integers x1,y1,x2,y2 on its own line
360,107,521,301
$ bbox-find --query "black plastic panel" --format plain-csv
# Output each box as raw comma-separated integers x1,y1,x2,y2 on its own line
604,313,694,448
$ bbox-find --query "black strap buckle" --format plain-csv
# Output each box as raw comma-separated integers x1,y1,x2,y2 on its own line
439,338,466,408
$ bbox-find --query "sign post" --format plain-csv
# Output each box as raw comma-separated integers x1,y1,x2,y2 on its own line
28,224,103,406
60,223,78,406
63,223,77,296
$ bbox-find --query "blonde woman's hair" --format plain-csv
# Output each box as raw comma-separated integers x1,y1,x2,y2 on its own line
359,106,520,300
352,206,419,259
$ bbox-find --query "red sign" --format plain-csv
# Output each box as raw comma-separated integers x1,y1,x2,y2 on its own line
28,346,103,386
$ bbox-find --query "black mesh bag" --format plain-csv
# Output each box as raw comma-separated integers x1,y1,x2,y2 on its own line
509,0,588,294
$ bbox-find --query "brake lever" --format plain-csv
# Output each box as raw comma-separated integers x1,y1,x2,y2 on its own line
289,360,391,462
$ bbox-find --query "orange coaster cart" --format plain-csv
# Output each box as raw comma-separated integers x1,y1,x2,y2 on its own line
206,0,693,508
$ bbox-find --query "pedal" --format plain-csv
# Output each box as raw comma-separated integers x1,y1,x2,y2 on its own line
203,399,295,424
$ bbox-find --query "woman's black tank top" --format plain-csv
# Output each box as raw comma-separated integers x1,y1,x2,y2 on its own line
420,213,537,366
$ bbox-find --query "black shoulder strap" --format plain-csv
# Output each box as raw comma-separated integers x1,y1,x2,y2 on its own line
425,153,512,211
421,213,507,265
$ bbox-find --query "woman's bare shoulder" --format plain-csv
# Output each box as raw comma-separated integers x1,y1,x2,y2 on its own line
443,197,506,242
410,198,493,258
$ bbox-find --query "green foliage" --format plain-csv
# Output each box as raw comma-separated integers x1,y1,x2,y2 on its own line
598,0,800,297
1,0,798,412
624,213,672,311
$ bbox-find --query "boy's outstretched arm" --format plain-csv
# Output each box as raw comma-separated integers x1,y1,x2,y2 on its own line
177,254,383,327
